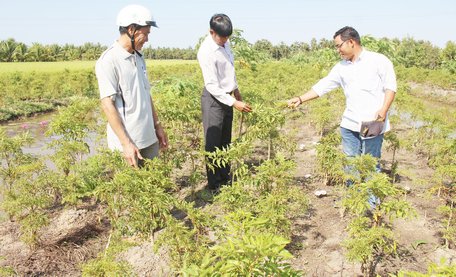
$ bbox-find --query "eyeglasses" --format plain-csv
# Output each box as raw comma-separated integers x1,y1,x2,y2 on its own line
335,40,349,50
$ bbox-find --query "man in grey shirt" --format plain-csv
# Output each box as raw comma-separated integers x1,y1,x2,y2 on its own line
96,4,168,167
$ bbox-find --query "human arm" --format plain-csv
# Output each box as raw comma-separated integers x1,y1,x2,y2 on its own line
376,89,395,121
287,89,320,108
101,97,143,167
150,96,168,149
288,65,340,108
376,55,397,121
232,88,252,112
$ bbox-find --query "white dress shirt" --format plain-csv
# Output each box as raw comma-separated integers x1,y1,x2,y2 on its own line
312,49,397,133
197,34,238,106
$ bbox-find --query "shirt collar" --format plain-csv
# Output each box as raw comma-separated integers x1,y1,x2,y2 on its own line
342,48,366,65
358,48,366,60
206,34,227,52
114,40,135,60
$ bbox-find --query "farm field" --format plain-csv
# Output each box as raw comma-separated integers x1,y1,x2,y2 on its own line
1,56,456,276
0,59,197,73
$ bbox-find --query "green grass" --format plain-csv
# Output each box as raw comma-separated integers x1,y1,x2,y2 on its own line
0,60,197,73
0,61,96,73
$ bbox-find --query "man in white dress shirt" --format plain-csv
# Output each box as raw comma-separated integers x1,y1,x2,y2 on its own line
197,14,252,191
96,4,168,168
287,26,397,206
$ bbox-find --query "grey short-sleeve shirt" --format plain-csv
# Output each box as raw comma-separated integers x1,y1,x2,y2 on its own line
96,41,157,150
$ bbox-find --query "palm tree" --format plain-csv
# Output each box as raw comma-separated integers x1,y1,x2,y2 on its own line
25,43,47,62
11,42,27,62
46,44,64,61
0,38,18,62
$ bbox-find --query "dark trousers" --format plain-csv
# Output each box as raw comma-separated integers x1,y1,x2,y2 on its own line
201,88,233,189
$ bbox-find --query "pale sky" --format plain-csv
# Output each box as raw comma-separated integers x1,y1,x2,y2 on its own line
0,0,454,48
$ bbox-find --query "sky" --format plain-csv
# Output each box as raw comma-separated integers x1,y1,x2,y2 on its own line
0,0,455,49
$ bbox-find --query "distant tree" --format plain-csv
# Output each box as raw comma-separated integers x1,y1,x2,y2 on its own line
11,42,27,62
361,35,396,60
272,42,290,60
253,39,274,57
441,41,456,73
26,43,47,62
46,44,63,61
80,43,105,60
289,41,310,54
310,38,318,51
230,29,270,68
0,38,18,62
317,38,333,49
441,41,456,62
395,37,441,69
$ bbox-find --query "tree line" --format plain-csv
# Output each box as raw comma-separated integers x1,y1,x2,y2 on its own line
1,36,455,72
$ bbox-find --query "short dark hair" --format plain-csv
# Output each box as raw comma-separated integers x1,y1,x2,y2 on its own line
210,14,233,37
334,26,361,45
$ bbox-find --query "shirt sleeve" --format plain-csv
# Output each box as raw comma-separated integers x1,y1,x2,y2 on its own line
311,65,341,97
95,57,118,100
380,56,397,93
197,49,236,106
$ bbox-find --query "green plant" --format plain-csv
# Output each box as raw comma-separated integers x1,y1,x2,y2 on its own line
393,259,456,277
0,130,56,246
1,167,56,245
437,198,456,247
95,158,177,237
251,154,295,192
315,130,347,185
0,264,16,276
0,129,33,190
341,155,416,276
182,232,301,276
205,138,253,183
153,200,216,271
230,29,270,70
61,150,125,205
343,171,416,226
307,96,338,136
46,97,98,176
81,233,134,277
343,217,397,277
244,104,285,160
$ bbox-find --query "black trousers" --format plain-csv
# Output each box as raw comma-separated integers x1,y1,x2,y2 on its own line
201,88,233,189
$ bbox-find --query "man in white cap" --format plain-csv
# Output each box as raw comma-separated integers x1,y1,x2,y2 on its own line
96,4,168,167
